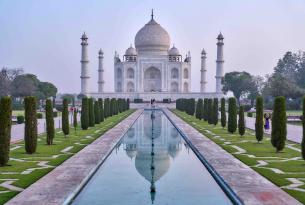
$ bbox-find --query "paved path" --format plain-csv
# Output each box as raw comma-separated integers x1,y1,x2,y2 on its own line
6,109,142,205
245,116,302,144
166,109,301,205
11,113,80,143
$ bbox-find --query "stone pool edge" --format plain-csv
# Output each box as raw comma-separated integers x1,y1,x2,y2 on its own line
6,109,143,205
165,109,301,205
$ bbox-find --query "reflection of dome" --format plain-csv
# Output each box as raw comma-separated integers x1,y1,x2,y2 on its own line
135,16,170,53
135,152,170,182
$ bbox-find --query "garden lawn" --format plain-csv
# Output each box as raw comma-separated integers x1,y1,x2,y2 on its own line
172,109,305,204
0,110,134,204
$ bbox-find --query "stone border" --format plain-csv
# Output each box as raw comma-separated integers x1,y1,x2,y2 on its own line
164,109,301,205
6,109,143,205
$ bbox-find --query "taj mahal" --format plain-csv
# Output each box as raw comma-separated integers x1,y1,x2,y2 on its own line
80,11,225,100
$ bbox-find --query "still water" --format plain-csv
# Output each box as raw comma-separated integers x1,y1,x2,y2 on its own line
72,110,232,205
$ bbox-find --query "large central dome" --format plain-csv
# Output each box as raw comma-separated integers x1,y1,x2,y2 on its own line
135,16,170,54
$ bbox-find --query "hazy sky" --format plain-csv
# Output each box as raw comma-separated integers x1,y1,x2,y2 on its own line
1,0,305,93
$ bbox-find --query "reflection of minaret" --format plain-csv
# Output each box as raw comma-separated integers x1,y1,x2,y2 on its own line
150,111,156,204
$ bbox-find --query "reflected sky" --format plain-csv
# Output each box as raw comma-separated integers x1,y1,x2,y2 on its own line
72,110,232,205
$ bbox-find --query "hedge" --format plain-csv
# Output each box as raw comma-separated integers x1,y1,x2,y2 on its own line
0,97,12,166
24,96,38,154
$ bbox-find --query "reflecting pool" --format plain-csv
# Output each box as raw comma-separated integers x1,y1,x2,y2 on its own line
72,110,232,205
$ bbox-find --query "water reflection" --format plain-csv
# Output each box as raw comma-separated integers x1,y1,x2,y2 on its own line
122,110,182,203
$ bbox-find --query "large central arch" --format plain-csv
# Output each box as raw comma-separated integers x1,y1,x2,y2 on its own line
144,67,161,92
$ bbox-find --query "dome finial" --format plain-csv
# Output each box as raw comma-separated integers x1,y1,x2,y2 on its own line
151,9,154,20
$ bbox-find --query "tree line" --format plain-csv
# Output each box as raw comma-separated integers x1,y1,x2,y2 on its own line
0,96,130,166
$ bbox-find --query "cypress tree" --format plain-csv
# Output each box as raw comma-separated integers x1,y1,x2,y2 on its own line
81,97,89,130
238,105,245,136
89,98,95,127
213,98,219,125
104,98,110,118
45,99,54,145
127,98,130,110
228,97,237,133
24,96,37,154
302,96,305,160
62,98,69,136
188,98,195,116
98,98,104,122
94,100,100,124
195,99,204,120
203,99,208,121
255,96,264,142
271,96,287,152
0,97,12,166
221,98,226,128
73,108,78,132
207,99,213,124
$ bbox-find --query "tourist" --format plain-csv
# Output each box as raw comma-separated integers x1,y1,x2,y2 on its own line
264,113,270,130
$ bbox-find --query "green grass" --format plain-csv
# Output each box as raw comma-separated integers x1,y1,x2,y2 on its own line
0,110,134,204
172,109,304,204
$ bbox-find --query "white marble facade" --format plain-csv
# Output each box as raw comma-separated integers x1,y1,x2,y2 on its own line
80,11,225,100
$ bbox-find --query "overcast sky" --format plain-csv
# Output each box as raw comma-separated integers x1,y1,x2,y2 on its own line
1,0,305,93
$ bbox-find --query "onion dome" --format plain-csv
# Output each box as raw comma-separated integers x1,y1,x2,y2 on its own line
217,32,224,40
125,45,137,56
135,14,170,53
168,45,180,56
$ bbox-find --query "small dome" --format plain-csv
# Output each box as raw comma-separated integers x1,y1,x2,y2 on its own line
135,17,170,53
168,46,180,56
217,32,224,40
81,32,88,39
125,45,137,56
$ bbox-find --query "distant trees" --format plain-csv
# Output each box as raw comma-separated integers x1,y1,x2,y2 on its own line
0,67,23,97
45,99,54,145
0,97,12,166
255,96,264,142
24,96,38,154
220,98,226,128
62,99,70,136
228,97,237,133
271,96,287,152
195,99,204,120
81,97,89,130
238,106,245,136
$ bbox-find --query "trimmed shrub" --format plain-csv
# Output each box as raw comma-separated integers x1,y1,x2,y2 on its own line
195,99,204,120
271,96,287,152
301,96,305,160
62,98,70,136
203,99,208,121
207,99,213,124
228,97,237,133
73,108,78,132
255,96,264,142
88,98,95,127
221,98,226,128
134,98,143,103
94,101,100,124
17,115,24,124
163,98,171,103
0,97,12,166
213,98,219,125
24,96,38,154
98,98,104,122
45,99,54,145
37,113,43,119
81,97,89,130
238,106,245,136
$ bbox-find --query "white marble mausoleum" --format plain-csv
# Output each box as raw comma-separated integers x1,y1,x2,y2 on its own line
80,11,225,101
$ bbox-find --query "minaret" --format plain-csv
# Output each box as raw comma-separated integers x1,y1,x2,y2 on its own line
98,49,104,93
200,49,207,92
215,32,224,93
80,32,90,95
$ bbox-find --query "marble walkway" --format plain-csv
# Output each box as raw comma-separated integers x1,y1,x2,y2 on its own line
6,109,143,205
165,109,301,205
245,116,302,143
